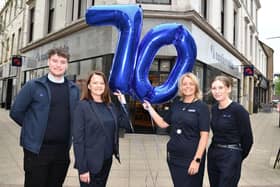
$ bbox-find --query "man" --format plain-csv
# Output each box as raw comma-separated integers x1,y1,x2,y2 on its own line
10,48,80,187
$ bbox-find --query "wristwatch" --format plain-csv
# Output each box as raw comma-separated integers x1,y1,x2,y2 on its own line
195,158,201,163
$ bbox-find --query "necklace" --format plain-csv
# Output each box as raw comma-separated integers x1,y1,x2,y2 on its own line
182,97,196,111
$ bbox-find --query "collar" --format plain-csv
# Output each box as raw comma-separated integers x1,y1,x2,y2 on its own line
47,73,64,83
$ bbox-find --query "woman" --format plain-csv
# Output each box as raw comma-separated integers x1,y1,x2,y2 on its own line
207,75,253,187
143,72,210,187
72,71,131,187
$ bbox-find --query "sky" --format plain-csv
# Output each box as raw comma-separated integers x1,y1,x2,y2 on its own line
258,0,280,74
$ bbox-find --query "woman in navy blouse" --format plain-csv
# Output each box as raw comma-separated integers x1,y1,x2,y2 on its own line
143,72,210,187
207,75,253,187
72,71,131,187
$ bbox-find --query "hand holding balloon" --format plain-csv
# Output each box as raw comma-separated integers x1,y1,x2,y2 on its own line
142,100,152,112
113,90,126,104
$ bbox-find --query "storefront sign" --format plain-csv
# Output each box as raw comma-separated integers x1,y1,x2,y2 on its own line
192,25,241,78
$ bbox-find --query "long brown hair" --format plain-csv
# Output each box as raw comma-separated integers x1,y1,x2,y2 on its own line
80,71,111,104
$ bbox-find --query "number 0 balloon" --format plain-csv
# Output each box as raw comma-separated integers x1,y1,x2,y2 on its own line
86,5,197,104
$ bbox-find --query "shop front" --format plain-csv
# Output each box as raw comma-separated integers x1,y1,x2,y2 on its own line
0,63,19,110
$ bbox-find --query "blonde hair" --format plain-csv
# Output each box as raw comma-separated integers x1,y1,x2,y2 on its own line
178,72,202,100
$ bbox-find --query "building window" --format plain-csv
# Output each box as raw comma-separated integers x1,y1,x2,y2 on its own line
19,0,23,8
28,7,35,42
78,0,87,19
201,0,207,19
17,28,22,52
9,1,13,22
250,33,253,58
250,0,253,17
233,9,238,46
5,38,9,62
0,15,3,31
1,42,4,64
48,0,55,33
136,0,171,5
244,23,248,56
221,0,225,35
5,9,8,27
14,0,17,17
11,33,15,56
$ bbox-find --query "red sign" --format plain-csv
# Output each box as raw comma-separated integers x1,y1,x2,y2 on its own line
244,66,254,76
12,56,22,67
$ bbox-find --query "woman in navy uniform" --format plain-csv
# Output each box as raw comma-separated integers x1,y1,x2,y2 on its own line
143,73,210,187
72,71,131,187
207,75,253,187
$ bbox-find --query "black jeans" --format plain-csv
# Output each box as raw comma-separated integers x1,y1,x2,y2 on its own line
23,146,70,187
80,157,113,187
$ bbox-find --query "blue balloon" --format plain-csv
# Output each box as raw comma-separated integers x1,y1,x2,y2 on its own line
86,5,197,104
133,23,197,104
86,5,143,93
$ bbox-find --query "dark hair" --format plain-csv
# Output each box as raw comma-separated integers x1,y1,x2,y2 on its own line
80,71,111,104
48,47,70,61
211,75,233,88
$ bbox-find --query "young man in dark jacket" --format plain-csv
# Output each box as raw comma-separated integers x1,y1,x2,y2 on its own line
10,47,80,187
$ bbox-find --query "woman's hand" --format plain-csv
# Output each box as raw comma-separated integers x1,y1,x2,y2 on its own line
113,90,126,104
80,172,90,184
142,100,152,112
188,160,200,175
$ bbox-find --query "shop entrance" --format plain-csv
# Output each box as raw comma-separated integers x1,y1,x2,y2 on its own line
130,59,174,134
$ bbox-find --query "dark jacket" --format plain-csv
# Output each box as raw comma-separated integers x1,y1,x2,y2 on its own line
73,100,131,174
9,75,80,154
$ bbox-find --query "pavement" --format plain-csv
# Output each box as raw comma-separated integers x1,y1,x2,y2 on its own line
0,108,280,187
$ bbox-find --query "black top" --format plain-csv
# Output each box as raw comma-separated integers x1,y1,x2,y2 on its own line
94,102,115,159
164,100,210,158
43,79,70,147
211,101,253,159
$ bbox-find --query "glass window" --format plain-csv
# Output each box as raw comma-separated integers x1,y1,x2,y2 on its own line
29,7,35,42
160,60,170,72
201,0,207,18
192,63,204,92
136,0,171,5
78,0,87,18
48,0,55,33
150,59,158,71
231,78,239,102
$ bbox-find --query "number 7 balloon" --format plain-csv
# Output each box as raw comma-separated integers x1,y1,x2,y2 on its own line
86,5,197,104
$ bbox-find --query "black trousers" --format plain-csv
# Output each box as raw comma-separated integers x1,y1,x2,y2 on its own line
80,157,113,187
23,146,70,187
207,145,242,187
167,154,205,187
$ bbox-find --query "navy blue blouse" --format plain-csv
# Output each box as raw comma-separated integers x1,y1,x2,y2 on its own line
164,100,210,158
210,101,253,159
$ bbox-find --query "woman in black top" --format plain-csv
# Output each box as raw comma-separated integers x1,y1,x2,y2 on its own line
207,75,253,187
143,73,210,187
72,71,131,187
